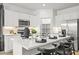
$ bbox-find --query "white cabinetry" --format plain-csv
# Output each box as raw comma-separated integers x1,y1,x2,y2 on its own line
17,13,30,21
64,12,79,20
5,9,31,27
55,12,79,26
64,13,71,20
5,10,18,26
70,12,79,20
4,35,13,52
30,15,41,27
55,15,64,26
4,9,33,52
39,9,53,18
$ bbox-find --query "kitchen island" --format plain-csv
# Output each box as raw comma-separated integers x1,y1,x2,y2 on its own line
13,36,70,55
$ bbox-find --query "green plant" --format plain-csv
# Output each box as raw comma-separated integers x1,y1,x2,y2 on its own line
31,28,37,34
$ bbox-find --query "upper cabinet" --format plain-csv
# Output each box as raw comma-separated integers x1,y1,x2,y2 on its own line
64,12,79,20
55,12,79,26
55,15,64,26
70,12,79,20
5,10,18,26
4,9,31,27
39,9,53,18
17,13,30,21
64,14,71,20
30,15,40,27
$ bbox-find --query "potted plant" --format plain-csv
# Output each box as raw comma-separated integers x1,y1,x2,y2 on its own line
31,28,37,38
31,28,37,34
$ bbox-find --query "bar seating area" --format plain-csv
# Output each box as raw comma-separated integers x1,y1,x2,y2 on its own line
37,43,59,55
37,37,75,55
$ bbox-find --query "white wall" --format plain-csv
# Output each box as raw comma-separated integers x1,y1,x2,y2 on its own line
57,5,79,15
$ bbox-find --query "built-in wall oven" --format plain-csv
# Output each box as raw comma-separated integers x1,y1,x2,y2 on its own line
17,20,30,37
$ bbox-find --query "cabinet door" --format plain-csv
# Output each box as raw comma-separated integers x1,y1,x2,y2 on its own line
64,12,79,20
18,13,30,20
30,15,40,27
4,36,13,52
70,12,79,20
5,10,18,26
55,15,64,26
64,14,71,20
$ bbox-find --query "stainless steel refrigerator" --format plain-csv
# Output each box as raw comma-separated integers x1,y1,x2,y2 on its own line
0,4,4,51
61,19,79,51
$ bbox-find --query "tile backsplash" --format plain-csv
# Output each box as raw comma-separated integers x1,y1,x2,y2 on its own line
3,26,17,35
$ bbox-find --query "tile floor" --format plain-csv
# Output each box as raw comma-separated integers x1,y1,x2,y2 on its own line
0,51,79,55
0,51,13,55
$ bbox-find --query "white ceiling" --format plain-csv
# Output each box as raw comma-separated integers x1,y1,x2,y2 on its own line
11,3,79,10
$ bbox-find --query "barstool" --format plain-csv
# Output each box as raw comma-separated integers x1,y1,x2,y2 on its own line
65,37,75,55
56,37,75,55
56,42,72,55
37,43,58,55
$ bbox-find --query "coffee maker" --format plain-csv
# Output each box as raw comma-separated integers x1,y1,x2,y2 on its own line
62,29,66,37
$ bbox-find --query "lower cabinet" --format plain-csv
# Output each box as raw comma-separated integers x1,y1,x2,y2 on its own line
4,35,13,52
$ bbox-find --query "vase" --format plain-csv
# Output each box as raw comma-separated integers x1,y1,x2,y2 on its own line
32,34,36,39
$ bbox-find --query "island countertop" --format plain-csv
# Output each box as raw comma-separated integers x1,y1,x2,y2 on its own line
21,36,70,50
13,36,70,55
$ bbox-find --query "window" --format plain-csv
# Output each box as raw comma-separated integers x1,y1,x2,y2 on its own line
41,18,51,36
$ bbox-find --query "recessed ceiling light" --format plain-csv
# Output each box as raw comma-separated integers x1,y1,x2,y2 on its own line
42,4,46,7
